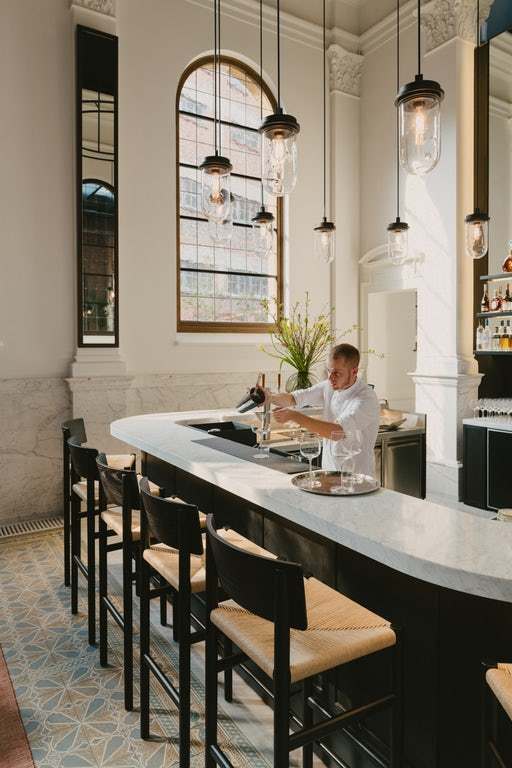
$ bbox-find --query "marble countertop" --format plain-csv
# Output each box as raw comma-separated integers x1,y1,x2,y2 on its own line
112,409,512,604
463,418,512,432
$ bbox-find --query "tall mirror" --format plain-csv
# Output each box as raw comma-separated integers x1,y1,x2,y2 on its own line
76,26,118,346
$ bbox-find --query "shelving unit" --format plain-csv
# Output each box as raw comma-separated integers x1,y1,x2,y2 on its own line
480,272,512,282
475,351,512,356
476,310,512,318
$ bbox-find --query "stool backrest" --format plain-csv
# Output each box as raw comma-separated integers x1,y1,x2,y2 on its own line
61,418,87,446
139,477,203,556
68,436,99,481
206,515,307,630
96,453,140,510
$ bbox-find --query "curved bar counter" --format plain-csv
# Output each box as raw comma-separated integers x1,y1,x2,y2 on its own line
112,410,512,768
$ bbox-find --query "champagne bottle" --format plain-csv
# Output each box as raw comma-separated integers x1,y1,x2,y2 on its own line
481,282,489,313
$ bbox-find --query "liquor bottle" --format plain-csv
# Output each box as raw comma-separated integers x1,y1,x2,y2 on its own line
490,289,499,312
476,322,484,351
481,282,490,313
499,321,506,349
498,287,504,311
503,322,509,351
507,320,512,350
505,284,512,312
493,325,500,351
484,319,491,350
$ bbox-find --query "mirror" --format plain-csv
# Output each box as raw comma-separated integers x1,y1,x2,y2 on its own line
76,26,118,346
489,30,512,274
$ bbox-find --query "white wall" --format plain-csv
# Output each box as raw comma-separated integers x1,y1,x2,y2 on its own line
117,0,330,376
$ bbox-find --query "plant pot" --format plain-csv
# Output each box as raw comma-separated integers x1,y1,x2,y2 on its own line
285,371,317,392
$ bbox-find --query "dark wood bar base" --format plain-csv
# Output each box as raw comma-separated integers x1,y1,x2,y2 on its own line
142,452,512,768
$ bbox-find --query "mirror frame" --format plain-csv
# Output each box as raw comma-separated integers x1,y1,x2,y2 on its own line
76,25,119,348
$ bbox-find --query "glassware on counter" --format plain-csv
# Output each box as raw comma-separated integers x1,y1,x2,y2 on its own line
330,429,362,494
251,411,271,460
299,432,321,488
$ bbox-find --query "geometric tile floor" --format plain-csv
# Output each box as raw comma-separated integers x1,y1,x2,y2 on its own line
0,530,274,768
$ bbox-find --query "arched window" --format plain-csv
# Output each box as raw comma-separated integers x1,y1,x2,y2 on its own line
176,56,282,332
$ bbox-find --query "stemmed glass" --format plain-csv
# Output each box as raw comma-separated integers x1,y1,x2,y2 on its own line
299,432,321,488
251,411,270,460
331,430,362,494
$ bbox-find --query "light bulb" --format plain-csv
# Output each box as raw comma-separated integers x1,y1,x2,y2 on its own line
200,155,232,222
313,219,336,263
414,105,426,146
386,218,409,266
251,206,274,256
465,210,489,259
260,112,300,197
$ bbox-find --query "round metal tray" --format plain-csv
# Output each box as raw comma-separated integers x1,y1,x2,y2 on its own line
291,470,380,496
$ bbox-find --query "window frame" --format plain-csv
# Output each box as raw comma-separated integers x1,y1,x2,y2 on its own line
175,54,283,333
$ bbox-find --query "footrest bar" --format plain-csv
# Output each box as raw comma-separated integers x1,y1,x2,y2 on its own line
209,745,234,768
143,653,180,707
148,586,171,598
102,596,125,630
73,555,88,578
217,651,247,672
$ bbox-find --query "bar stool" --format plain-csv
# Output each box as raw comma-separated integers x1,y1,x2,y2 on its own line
482,661,512,766
205,514,403,768
68,438,135,646
61,418,87,587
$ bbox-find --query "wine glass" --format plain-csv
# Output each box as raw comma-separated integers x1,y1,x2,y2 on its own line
251,411,270,460
331,430,362,494
299,432,321,488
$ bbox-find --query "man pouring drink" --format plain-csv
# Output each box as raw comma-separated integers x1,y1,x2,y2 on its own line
266,343,380,479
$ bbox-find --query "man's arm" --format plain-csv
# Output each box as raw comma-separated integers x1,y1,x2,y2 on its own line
273,408,343,439
268,391,296,408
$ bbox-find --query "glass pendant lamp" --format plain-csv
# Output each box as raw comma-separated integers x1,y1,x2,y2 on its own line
396,0,444,175
259,0,300,197
200,0,232,233
313,0,335,264
465,0,490,259
387,0,409,265
251,0,275,256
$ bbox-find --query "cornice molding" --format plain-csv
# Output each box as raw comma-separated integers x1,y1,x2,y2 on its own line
328,44,364,97
359,0,417,55
489,95,512,120
69,0,116,17
421,0,493,52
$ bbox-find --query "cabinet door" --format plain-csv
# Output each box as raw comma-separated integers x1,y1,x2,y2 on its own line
488,429,512,510
382,437,423,498
462,426,487,509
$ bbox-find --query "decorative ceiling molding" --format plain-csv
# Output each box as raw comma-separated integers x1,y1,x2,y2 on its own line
328,44,364,96
69,0,116,17
421,0,493,52
359,0,416,55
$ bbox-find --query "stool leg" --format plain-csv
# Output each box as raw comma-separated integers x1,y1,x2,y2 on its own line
70,493,79,615
122,534,134,711
274,668,290,768
63,457,70,587
86,487,96,646
391,633,404,768
223,638,233,703
99,516,108,667
172,590,180,642
160,588,167,627
205,621,219,768
140,554,151,739
179,586,191,768
302,677,313,768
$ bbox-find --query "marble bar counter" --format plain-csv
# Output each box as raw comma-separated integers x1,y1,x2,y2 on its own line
112,409,512,768
463,416,512,431
112,409,510,603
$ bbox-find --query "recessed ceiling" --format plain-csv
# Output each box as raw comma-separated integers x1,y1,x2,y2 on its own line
262,0,410,36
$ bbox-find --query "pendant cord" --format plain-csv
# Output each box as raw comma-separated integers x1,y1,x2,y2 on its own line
323,0,326,219
213,0,217,154
218,0,222,154
475,0,479,207
417,0,421,76
277,0,281,110
260,0,264,207
396,0,400,219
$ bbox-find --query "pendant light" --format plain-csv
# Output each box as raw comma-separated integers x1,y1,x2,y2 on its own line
200,0,232,232
387,0,409,266
251,0,275,256
259,0,300,197
313,0,335,264
395,0,444,175
465,0,489,259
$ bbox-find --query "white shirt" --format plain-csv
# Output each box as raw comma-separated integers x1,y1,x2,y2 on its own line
293,378,380,476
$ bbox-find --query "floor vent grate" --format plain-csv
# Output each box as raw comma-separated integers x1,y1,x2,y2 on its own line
0,516,64,540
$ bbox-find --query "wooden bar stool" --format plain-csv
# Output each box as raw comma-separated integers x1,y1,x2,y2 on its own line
96,454,153,711
205,514,403,768
482,661,512,766
61,418,87,587
68,438,134,646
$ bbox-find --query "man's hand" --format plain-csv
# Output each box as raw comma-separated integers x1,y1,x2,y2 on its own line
273,407,301,425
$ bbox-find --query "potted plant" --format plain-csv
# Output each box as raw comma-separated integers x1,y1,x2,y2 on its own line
260,294,358,392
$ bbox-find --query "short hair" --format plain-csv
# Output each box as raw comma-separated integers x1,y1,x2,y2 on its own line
330,343,360,368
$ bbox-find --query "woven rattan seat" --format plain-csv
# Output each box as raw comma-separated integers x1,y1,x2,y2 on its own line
211,576,396,684
486,664,512,721
72,455,135,502
144,529,273,595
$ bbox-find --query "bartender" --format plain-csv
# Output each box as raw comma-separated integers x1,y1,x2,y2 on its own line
268,343,380,476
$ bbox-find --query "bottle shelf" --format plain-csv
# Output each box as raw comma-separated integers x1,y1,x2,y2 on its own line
477,310,512,318
475,351,512,356
480,273,512,282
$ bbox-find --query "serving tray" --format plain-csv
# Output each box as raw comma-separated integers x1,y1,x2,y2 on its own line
291,470,380,496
